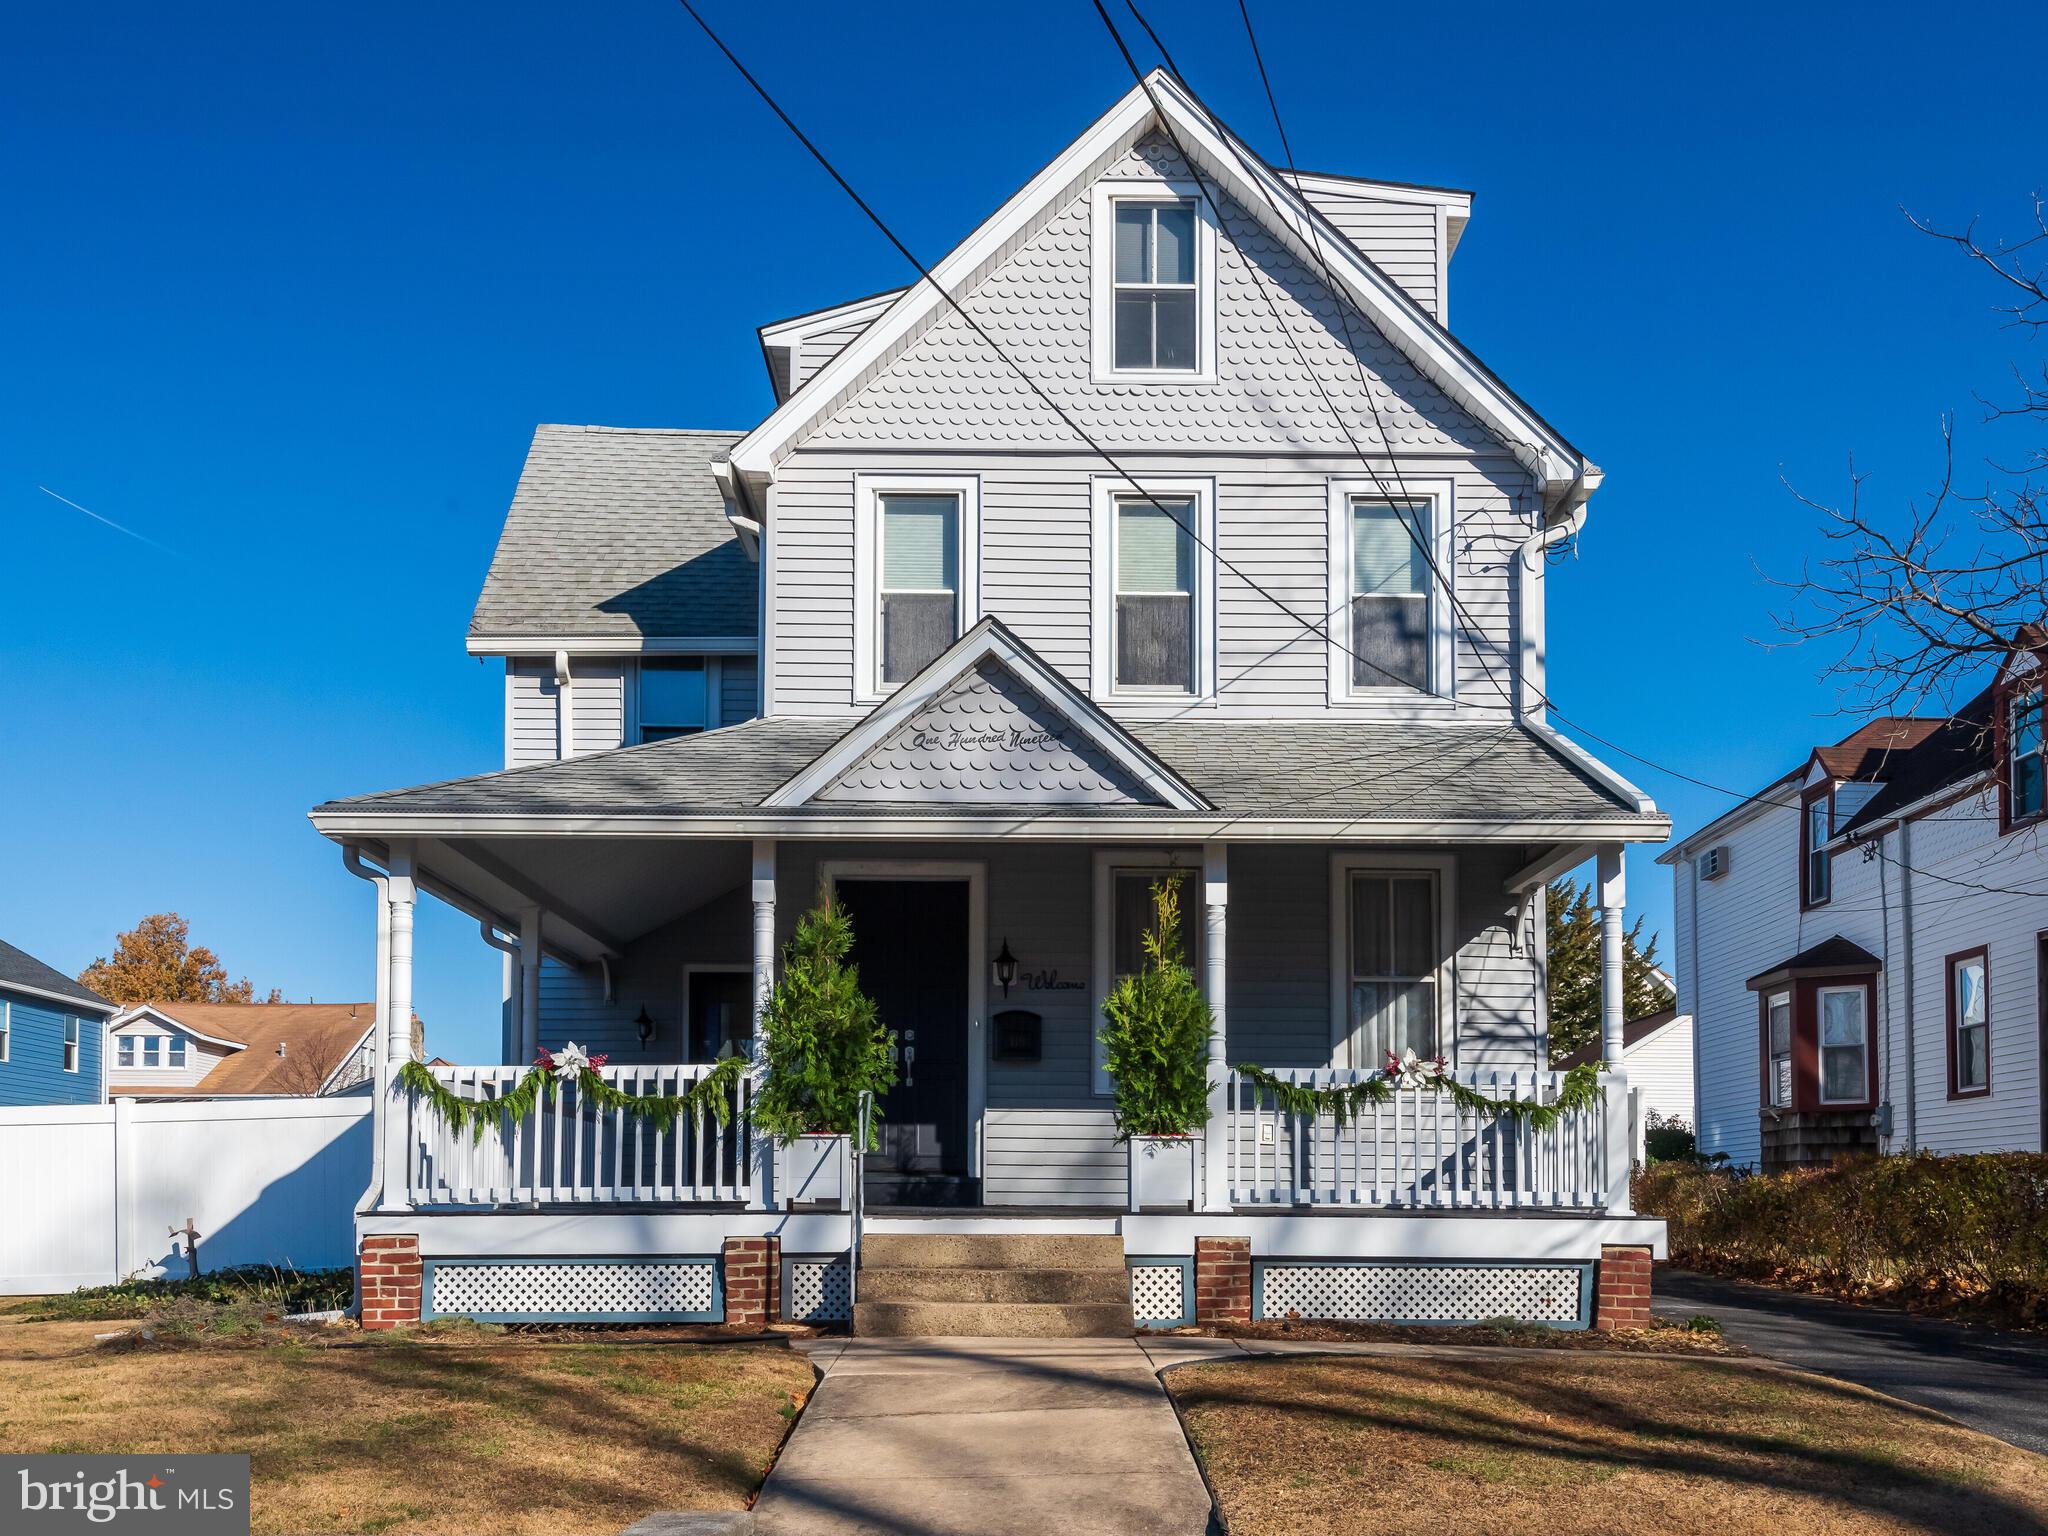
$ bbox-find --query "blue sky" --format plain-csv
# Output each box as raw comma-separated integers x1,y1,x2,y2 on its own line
4,2,2041,1062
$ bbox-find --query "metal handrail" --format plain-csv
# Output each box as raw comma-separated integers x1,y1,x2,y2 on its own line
848,1089,873,1309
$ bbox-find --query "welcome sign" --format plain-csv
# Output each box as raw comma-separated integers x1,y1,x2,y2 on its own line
5,1457,249,1536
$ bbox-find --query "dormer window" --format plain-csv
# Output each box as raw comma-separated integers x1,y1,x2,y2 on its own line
2009,687,2044,826
1091,182,1216,382
640,658,710,742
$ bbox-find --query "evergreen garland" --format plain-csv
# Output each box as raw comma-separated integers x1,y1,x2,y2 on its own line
1233,1058,1605,1132
397,1053,750,1144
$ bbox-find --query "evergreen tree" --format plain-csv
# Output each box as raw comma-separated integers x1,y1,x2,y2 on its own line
752,897,895,1145
1545,878,1673,1065
1100,875,1212,1139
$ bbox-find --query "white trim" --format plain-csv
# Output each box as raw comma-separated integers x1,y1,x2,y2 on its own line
852,472,983,705
1088,177,1219,383
0,999,8,1063
680,962,752,1062
1520,714,1658,815
1091,848,1204,1095
1090,476,1217,705
757,288,905,348
108,1005,247,1053
818,859,988,1180
1816,983,1870,1106
466,635,757,658
726,70,1585,491
1330,851,1458,1070
1326,476,1456,704
1,980,117,1017
766,618,1209,812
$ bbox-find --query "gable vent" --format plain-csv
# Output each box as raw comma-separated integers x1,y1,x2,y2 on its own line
1699,847,1730,881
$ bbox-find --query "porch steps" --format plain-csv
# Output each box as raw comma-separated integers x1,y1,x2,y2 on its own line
853,1233,1135,1338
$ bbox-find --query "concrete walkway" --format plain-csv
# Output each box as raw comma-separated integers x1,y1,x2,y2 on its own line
753,1337,1215,1536
1655,1268,2048,1455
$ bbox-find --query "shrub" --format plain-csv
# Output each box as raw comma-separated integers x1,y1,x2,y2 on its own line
1643,1110,1697,1165
1637,1153,2048,1325
752,896,895,1146
1100,875,1211,1140
25,1265,354,1322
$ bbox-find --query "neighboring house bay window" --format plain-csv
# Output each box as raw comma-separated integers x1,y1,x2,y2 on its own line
640,657,709,742
1948,948,1989,1096
853,475,980,702
1766,991,1792,1108
2010,688,2044,825
1114,495,1195,691
1817,986,1867,1104
1112,201,1198,371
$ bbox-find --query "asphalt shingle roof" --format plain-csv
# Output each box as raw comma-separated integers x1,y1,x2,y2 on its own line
469,425,757,641
316,715,1641,824
0,938,114,1011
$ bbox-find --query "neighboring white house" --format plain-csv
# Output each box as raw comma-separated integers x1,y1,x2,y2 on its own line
311,71,1669,1333
1559,1008,1695,1163
1661,628,2048,1171
107,1002,382,1099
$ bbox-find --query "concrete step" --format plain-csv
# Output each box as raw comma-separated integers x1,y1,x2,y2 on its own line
859,1265,1133,1305
860,1233,1126,1271
852,1299,1137,1338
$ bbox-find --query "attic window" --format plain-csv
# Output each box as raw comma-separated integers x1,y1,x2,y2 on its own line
1091,182,1216,382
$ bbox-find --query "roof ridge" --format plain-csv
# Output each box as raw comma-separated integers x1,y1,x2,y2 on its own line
535,424,751,437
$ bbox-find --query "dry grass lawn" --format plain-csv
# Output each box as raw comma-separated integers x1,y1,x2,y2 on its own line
0,1318,814,1535
1170,1353,2048,1536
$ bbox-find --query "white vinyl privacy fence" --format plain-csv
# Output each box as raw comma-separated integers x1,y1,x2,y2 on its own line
0,1095,371,1294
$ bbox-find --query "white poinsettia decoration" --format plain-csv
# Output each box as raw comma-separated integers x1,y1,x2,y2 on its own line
1382,1048,1451,1090
542,1041,594,1081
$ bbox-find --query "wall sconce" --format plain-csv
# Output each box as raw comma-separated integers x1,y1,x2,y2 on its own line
993,937,1018,998
635,1006,656,1049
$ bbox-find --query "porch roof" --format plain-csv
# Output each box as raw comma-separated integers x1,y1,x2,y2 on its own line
310,713,1665,841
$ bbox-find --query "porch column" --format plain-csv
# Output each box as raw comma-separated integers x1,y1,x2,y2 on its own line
377,842,418,1213
1201,842,1231,1212
747,839,778,1211
1595,843,1634,1212
517,906,543,1062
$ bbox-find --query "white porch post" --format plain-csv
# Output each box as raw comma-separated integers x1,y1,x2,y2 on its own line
1596,843,1634,1213
1201,841,1231,1212
377,842,418,1213
748,839,778,1210
517,906,543,1062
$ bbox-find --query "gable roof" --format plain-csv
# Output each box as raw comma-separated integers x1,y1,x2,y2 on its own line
468,425,757,651
1555,1007,1685,1071
724,69,1592,499
0,939,114,1013
109,1002,377,1096
1811,717,1946,782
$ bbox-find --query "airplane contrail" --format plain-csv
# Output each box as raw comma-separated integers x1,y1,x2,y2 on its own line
36,485,182,556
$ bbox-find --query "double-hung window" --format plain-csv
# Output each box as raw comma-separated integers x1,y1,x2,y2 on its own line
1344,870,1440,1067
1349,498,1432,691
1949,949,1989,1096
63,1017,80,1073
169,1035,187,1070
2010,689,2044,825
1802,790,1833,907
142,1034,161,1068
118,1035,136,1069
640,658,710,742
879,493,960,687
1114,494,1196,691
1765,992,1793,1107
0,1001,9,1063
1817,986,1867,1103
1112,201,1199,372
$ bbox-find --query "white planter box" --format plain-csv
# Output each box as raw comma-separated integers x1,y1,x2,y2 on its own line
1129,1135,1197,1213
784,1134,848,1210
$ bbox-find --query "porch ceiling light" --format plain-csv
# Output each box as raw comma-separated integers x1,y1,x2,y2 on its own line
993,937,1019,998
635,1006,656,1048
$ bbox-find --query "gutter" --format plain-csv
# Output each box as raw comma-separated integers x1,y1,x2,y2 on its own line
1513,470,1596,724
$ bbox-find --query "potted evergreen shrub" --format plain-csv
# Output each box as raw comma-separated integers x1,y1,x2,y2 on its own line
1100,875,1211,1212
754,896,896,1210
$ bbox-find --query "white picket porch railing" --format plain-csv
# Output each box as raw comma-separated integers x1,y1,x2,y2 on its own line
406,1064,757,1207
1225,1067,1613,1210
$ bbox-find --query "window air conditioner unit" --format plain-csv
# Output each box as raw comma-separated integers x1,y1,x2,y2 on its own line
1700,846,1730,881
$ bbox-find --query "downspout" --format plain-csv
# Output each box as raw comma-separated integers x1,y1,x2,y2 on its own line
479,920,521,1064
554,649,574,759
1514,472,1592,722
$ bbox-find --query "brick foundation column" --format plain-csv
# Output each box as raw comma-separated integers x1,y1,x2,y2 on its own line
359,1235,421,1330
723,1235,780,1327
1595,1244,1652,1330
1194,1237,1251,1325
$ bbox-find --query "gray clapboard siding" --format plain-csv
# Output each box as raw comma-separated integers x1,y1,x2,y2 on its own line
506,660,561,766
568,662,628,757
1289,187,1442,318
792,316,880,396
720,655,760,726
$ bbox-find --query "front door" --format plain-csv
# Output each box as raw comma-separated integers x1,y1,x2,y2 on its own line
837,878,974,1205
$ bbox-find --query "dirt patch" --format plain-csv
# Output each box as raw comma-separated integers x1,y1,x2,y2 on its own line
1169,1353,2048,1535
0,1318,814,1534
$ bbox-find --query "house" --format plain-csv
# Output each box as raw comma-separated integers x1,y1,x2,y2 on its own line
1661,630,2047,1171
1557,1008,1695,1163
0,939,115,1106
311,71,1670,1334
106,1002,383,1099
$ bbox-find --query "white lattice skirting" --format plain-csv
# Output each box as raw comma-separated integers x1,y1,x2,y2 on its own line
785,1256,852,1324
1130,1263,1189,1326
1256,1263,1587,1326
426,1259,720,1322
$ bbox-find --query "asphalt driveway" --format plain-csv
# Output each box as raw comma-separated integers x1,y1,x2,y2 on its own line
1655,1267,2048,1455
